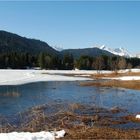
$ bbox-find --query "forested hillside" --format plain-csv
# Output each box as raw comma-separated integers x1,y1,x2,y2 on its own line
0,30,140,70
0,30,58,55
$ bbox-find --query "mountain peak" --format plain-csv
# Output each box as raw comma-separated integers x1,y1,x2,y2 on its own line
94,45,133,58
99,45,106,50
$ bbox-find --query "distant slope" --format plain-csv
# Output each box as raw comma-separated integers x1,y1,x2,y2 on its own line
98,45,133,58
61,47,114,58
0,30,58,55
52,46,63,52
0,30,132,59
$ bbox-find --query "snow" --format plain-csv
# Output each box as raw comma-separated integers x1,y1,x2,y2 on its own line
52,46,63,52
0,130,65,140
74,74,91,77
103,69,140,81
116,69,140,73
0,69,140,85
136,114,140,119
135,54,140,58
54,130,65,139
0,69,93,85
105,69,140,81
112,76,140,81
45,70,111,75
114,47,133,57
95,45,133,58
129,69,140,73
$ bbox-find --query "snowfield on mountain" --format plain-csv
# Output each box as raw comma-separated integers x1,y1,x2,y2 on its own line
95,45,133,57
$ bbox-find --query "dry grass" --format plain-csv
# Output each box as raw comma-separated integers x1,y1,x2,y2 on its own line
81,80,140,90
61,71,140,90
1,103,140,139
63,127,140,139
21,104,140,140
123,115,140,123
90,71,140,79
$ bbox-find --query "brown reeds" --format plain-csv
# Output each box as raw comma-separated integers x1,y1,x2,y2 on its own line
81,80,140,90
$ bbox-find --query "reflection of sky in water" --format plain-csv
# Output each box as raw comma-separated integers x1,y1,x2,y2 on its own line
0,81,140,117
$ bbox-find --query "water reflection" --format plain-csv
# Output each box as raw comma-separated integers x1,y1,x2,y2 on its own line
0,91,20,97
0,81,140,117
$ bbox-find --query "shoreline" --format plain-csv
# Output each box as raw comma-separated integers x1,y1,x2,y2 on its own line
85,70,140,90
81,80,140,90
0,69,92,86
1,69,140,90
1,69,140,139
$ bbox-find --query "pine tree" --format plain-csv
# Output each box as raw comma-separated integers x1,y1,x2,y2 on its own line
38,52,46,69
63,53,74,70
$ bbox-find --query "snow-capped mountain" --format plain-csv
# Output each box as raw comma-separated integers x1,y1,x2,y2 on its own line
96,45,133,58
135,54,140,58
52,46,63,52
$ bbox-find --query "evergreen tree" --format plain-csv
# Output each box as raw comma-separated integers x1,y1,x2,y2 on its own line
45,55,52,69
76,56,92,70
63,53,74,70
38,52,46,69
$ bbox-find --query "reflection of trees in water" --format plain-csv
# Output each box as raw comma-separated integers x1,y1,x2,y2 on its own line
4,92,20,97
94,87,104,107
95,86,124,109
0,87,20,97
113,88,129,110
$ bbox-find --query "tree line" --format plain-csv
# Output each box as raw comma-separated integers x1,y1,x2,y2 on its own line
0,52,140,70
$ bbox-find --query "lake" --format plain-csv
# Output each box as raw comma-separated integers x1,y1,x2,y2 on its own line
0,81,140,118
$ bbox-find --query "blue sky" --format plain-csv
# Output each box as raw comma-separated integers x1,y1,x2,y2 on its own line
0,1,140,54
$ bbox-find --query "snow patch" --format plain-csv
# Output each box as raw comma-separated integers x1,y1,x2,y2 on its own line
135,54,140,58
0,130,65,140
52,46,63,52
109,76,140,81
74,74,91,77
136,115,140,119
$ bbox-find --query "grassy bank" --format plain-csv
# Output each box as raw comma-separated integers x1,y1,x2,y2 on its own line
91,71,140,78
78,71,140,90
81,80,140,90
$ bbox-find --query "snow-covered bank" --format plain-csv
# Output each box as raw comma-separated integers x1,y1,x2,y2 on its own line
0,69,93,85
110,76,140,81
104,69,140,81
0,130,65,140
0,69,140,85
118,69,140,73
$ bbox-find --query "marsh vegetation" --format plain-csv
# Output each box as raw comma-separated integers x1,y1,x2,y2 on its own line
0,81,140,138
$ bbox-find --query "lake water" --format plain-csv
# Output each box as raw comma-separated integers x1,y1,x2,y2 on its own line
0,81,140,118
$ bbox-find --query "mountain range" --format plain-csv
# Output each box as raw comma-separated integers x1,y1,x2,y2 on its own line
59,45,135,58
94,45,133,58
0,30,138,58
60,47,114,58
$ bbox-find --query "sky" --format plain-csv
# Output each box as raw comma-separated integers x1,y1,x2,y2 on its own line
0,1,140,54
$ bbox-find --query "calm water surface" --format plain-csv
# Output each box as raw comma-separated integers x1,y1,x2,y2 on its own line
0,81,140,117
